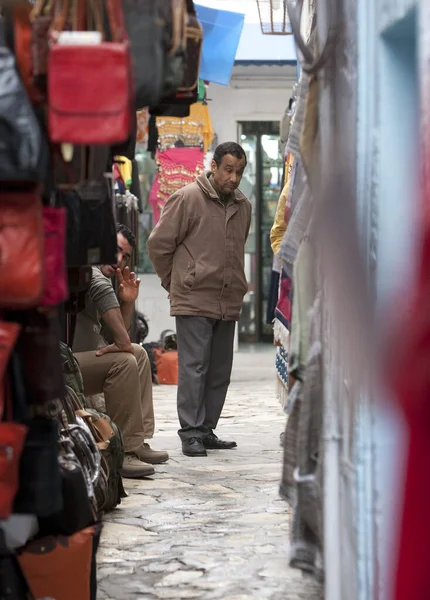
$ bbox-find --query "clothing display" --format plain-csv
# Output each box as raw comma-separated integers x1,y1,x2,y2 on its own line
149,147,205,225
157,147,205,202
156,102,214,153
270,154,296,255
148,101,213,226
267,1,324,579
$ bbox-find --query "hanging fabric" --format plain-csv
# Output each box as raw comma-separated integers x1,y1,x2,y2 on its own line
156,102,214,152
149,146,204,225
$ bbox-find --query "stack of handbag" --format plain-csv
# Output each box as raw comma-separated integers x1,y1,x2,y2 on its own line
0,2,204,595
0,3,143,599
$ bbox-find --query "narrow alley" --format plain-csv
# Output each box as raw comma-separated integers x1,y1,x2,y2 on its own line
97,349,322,600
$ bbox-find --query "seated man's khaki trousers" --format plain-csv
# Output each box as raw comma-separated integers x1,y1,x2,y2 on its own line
74,344,154,453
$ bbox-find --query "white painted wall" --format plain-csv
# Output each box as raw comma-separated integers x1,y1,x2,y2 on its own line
209,82,292,144
355,2,418,599
137,274,175,341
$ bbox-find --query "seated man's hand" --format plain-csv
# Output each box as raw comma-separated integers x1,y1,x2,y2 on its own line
117,267,140,304
96,341,134,357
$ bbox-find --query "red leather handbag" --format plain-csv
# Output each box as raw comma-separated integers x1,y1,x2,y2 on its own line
48,0,135,145
0,322,28,521
40,207,68,307
0,188,44,309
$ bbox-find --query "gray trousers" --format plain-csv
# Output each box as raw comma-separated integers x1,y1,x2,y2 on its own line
176,316,236,441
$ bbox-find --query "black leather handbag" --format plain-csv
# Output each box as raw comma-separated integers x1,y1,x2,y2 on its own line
13,416,62,518
150,1,202,110
55,181,117,267
8,349,62,518
38,436,95,537
13,308,65,410
123,0,165,109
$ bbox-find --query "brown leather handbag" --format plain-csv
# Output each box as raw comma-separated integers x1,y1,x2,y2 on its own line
0,188,44,309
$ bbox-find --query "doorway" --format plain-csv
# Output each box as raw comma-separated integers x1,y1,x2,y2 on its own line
237,121,283,343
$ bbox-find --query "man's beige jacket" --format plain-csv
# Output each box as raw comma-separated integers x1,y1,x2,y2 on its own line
148,172,252,321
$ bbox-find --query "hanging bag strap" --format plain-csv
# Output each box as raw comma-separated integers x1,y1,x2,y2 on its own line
105,0,127,43
30,0,55,21
0,323,21,423
50,0,71,37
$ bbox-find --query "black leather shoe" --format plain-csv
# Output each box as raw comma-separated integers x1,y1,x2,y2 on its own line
203,433,237,450
182,437,207,457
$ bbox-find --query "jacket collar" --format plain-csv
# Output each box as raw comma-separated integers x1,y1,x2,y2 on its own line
196,172,247,203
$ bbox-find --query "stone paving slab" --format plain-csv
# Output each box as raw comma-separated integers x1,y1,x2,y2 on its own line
98,349,322,600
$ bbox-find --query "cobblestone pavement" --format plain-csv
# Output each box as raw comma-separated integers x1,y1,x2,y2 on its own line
98,347,323,600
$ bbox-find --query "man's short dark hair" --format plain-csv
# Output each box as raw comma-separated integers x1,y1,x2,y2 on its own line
213,142,247,168
117,223,136,249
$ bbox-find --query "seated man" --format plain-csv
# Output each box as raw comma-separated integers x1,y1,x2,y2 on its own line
72,224,168,479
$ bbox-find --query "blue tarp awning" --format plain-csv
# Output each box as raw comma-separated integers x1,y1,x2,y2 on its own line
195,5,245,86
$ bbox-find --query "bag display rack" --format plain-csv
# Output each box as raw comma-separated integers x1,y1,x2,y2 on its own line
0,0,203,598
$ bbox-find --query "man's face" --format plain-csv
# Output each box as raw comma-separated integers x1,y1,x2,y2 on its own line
211,154,246,196
100,233,132,278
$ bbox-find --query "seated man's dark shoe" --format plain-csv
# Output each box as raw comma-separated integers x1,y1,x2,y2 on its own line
203,432,237,450
182,437,207,457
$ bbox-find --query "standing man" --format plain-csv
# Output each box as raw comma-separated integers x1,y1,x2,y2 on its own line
148,142,251,457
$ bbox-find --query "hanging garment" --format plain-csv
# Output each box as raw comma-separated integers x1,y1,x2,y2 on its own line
271,153,296,255
286,75,309,164
278,183,312,279
266,256,281,325
274,267,292,410
149,147,204,224
279,104,291,158
147,114,158,156
189,102,214,152
288,235,317,381
275,345,289,410
280,252,322,582
157,147,205,200
113,163,125,195
274,269,292,346
114,156,133,189
156,102,214,152
136,108,149,146
148,175,162,225
130,160,143,212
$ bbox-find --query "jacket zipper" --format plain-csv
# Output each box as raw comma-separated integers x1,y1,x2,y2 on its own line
217,200,228,319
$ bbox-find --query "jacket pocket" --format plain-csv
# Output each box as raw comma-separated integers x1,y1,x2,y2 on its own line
183,261,197,292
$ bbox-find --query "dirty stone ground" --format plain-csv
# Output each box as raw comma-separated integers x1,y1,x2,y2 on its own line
97,347,323,600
